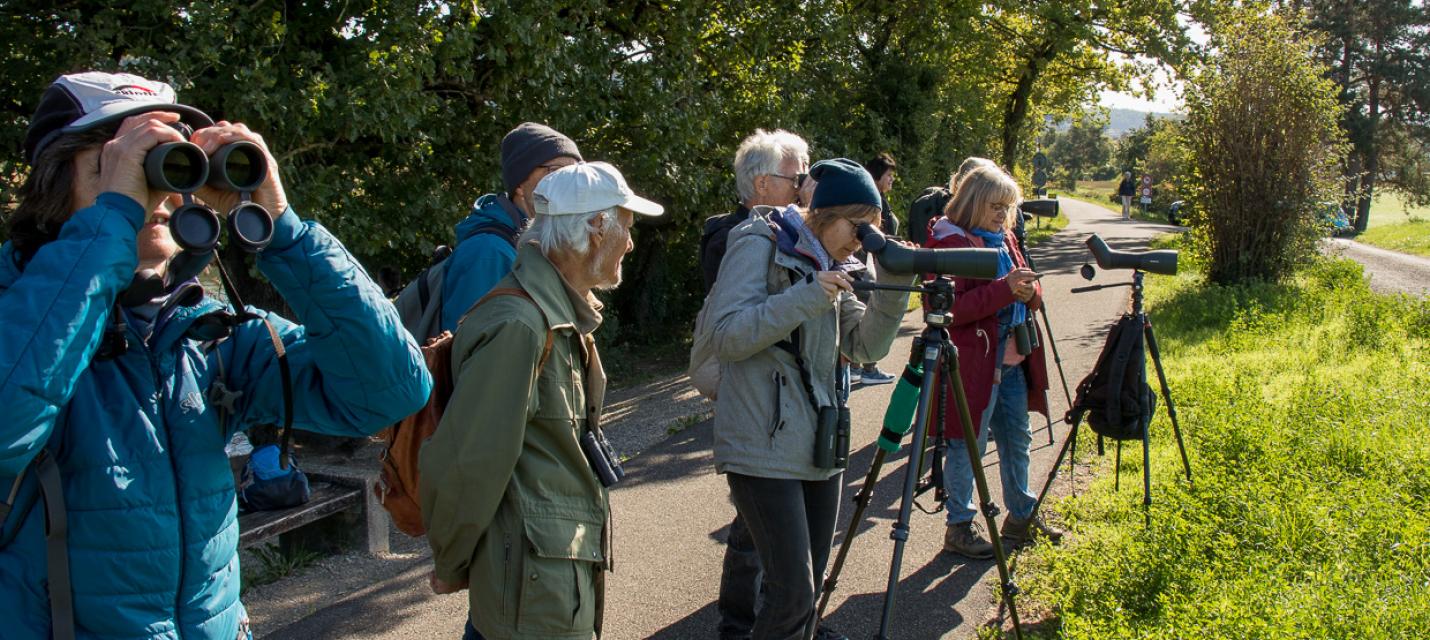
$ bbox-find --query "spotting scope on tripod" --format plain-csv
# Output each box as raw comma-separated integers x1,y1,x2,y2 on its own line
1032,234,1193,528
809,226,1028,640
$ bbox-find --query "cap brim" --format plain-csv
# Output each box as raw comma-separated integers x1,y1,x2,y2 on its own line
62,102,213,135
620,194,664,217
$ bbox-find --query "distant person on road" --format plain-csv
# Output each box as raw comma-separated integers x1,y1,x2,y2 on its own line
1118,170,1136,220
703,159,913,640
420,162,663,640
927,165,1063,559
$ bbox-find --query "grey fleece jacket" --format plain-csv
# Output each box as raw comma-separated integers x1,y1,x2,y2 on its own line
709,207,914,481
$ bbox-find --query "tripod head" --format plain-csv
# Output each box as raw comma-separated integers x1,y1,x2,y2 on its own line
852,277,957,327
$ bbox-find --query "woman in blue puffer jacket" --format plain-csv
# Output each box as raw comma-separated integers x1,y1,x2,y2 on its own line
0,72,432,640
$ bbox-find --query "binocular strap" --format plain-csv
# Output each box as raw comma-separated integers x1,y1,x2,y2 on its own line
211,256,295,470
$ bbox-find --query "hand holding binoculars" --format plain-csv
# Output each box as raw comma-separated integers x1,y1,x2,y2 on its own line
148,123,274,284
120,124,276,306
147,123,274,254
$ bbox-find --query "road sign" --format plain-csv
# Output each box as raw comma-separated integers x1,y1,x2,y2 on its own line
1033,168,1048,187
1032,152,1049,171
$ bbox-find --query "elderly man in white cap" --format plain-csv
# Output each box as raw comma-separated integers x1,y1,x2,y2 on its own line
420,161,662,640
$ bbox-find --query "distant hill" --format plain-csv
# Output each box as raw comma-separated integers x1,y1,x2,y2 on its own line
1107,108,1182,137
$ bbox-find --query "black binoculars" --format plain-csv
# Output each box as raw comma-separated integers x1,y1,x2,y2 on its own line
1013,317,1041,356
145,123,274,258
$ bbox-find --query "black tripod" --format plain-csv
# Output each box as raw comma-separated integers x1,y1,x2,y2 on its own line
814,279,1024,640
1012,210,1073,447
1030,269,1193,527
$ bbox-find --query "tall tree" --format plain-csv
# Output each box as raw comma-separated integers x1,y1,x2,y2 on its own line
1306,0,1430,230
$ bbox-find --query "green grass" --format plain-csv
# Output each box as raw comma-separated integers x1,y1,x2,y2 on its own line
1368,190,1430,229
1357,220,1430,258
1018,242,1430,639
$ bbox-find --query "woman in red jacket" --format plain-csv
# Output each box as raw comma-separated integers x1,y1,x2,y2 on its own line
925,165,1064,558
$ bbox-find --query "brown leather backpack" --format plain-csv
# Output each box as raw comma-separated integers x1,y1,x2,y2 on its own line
374,287,553,536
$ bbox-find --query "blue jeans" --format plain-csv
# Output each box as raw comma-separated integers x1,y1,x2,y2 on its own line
943,364,1038,524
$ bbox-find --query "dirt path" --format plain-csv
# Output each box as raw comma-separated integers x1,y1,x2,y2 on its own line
250,196,1183,639
1326,237,1430,297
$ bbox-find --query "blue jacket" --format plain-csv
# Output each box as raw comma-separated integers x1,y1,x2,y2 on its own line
439,193,524,332
0,193,432,639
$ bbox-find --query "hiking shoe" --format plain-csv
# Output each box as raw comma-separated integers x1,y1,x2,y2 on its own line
813,625,848,640
1001,513,1065,548
859,365,895,385
943,521,995,559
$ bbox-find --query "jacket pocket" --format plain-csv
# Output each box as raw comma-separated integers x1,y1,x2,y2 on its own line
517,515,603,635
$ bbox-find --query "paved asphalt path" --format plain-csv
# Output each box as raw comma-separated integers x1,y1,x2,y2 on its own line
257,197,1181,640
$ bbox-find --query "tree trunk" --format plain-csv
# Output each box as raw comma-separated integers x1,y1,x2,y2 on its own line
1355,59,1382,232
1000,38,1059,168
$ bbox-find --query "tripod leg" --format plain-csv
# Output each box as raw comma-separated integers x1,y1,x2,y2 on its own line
944,343,1025,640
1039,306,1074,415
815,449,889,625
1114,441,1122,492
1030,413,1082,518
1068,417,1079,497
1042,391,1055,446
1144,322,1193,483
876,340,941,639
1142,426,1152,528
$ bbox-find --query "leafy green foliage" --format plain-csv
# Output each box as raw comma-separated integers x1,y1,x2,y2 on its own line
1182,10,1347,285
0,1,1194,345
1019,241,1430,639
1047,114,1112,188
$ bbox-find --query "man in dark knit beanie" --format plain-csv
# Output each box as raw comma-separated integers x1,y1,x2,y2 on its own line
430,123,582,335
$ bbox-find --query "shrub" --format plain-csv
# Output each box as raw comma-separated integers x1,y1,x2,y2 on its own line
1182,12,1348,285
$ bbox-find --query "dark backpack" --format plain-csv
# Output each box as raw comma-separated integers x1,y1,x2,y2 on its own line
393,221,519,343
1072,313,1156,441
906,186,950,246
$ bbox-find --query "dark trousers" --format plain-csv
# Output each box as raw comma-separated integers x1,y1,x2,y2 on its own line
726,472,843,640
462,620,485,640
718,514,763,639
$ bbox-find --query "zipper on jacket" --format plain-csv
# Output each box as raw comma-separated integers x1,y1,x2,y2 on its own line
130,322,187,622
768,372,787,441
502,536,512,617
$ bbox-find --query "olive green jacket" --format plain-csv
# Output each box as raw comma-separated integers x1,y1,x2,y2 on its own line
419,242,610,640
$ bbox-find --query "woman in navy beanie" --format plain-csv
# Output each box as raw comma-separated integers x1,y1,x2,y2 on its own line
698,158,915,639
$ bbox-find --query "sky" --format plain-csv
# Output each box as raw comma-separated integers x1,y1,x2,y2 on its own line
1098,14,1208,114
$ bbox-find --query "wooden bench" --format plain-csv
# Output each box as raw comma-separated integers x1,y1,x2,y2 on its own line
237,467,390,556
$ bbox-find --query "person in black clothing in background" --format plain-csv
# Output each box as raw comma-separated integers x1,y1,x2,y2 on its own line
849,152,900,385
701,128,831,640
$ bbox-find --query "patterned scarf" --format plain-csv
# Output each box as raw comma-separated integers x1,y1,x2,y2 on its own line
969,227,1027,333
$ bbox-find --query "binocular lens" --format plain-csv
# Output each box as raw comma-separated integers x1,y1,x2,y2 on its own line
170,204,221,252
145,142,209,193
209,142,267,192
228,203,274,253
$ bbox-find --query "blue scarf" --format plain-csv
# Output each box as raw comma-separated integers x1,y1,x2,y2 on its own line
784,207,835,271
969,227,1027,333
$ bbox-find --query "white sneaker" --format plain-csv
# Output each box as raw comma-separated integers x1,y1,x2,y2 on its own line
848,369,862,384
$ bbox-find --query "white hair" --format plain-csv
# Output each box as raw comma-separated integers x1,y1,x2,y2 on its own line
522,207,621,258
734,129,810,202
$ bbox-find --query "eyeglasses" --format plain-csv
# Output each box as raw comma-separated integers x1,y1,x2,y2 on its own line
769,173,809,189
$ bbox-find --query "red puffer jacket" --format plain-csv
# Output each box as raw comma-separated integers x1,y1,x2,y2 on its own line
923,222,1050,440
